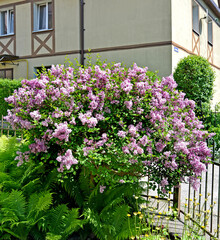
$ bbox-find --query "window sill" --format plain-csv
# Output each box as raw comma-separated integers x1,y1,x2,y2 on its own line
32,28,53,34
192,29,200,36
0,33,14,38
208,41,213,47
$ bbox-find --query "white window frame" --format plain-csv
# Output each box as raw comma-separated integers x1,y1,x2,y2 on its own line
0,8,14,36
34,1,52,32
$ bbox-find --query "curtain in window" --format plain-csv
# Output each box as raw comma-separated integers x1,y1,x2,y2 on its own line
1,11,7,35
48,2,52,29
9,10,14,33
208,21,213,44
39,5,46,30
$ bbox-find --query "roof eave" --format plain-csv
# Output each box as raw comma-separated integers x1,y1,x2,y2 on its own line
203,0,220,18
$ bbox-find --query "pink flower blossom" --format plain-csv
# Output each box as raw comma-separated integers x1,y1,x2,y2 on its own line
117,131,127,138
53,122,72,142
56,149,78,171
100,185,106,193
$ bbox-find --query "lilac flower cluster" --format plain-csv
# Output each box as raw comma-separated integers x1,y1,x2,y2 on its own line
5,63,213,190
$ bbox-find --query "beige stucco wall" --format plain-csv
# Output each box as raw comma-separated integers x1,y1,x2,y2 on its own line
171,0,192,50
16,3,32,57
85,0,171,50
89,45,172,78
55,0,80,53
0,0,23,6
172,46,189,71
213,22,220,68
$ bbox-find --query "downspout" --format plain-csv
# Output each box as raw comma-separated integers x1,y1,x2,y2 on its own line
80,0,85,66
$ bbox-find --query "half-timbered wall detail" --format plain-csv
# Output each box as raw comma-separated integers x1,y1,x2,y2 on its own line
32,30,54,56
207,44,213,63
192,31,200,55
0,36,15,55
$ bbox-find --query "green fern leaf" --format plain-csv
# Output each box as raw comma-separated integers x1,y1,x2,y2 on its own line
45,233,62,240
0,190,26,219
63,208,83,237
21,178,41,194
0,172,10,182
28,191,53,219
46,204,69,235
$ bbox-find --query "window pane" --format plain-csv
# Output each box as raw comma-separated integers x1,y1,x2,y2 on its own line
193,4,199,33
1,11,7,35
0,70,5,79
208,21,213,44
39,5,46,30
9,10,14,33
48,2,52,29
5,69,13,79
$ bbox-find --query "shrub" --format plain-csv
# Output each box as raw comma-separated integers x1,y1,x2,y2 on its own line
173,55,215,105
0,78,21,117
5,62,213,193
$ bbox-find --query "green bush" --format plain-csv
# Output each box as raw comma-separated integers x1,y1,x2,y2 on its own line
0,78,21,117
173,55,215,105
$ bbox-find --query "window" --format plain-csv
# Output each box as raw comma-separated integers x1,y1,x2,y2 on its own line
208,20,213,45
34,65,51,77
34,2,52,31
0,69,13,79
0,9,14,36
192,1,199,34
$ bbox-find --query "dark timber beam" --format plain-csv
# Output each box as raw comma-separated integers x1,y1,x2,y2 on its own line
80,0,85,66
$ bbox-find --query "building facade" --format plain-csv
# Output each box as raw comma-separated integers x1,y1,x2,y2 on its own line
0,0,220,103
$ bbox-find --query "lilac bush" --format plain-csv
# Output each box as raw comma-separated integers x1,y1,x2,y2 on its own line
5,62,213,192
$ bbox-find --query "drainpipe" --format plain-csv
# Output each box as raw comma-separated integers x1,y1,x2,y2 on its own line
80,0,85,66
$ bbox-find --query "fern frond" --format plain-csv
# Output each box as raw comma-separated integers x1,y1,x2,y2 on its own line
0,190,26,219
111,204,130,234
62,177,84,207
2,180,20,191
27,191,53,220
45,204,69,235
0,172,10,182
21,178,41,194
29,225,46,240
63,208,83,237
19,162,45,186
87,209,114,240
79,169,95,196
45,233,62,240
0,192,9,202
42,169,57,191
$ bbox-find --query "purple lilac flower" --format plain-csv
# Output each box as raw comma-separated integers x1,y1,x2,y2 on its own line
30,110,41,121
56,149,78,171
100,185,106,193
53,122,72,142
117,131,127,138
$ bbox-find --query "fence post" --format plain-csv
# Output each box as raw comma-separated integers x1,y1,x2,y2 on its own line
173,184,181,217
1,115,3,136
